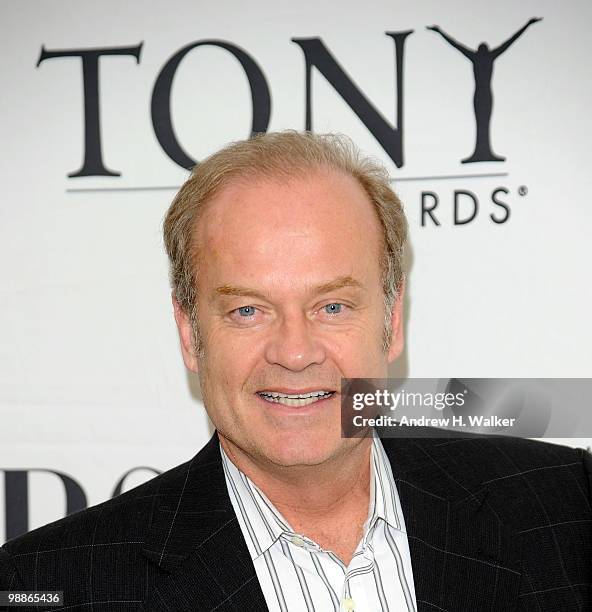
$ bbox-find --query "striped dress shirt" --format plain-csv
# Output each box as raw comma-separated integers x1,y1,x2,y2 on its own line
220,435,417,612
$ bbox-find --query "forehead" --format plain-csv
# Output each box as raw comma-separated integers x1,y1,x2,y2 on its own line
194,169,384,293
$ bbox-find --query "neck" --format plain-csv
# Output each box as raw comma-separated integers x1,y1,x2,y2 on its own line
218,433,373,525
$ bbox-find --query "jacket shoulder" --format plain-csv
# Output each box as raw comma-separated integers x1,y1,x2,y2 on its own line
418,434,592,527
471,436,591,514
447,435,589,482
0,453,195,591
382,433,591,517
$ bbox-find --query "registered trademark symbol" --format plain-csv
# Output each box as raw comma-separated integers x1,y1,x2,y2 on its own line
518,185,528,196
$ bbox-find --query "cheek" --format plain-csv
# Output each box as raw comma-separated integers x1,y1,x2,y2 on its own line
327,325,383,367
208,327,262,363
201,327,262,389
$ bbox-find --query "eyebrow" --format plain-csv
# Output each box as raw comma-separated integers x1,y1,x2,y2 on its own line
313,275,364,294
212,275,364,302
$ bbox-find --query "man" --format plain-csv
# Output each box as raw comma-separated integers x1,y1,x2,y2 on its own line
1,131,590,611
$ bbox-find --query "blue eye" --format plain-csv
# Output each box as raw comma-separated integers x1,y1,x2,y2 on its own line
237,306,256,317
323,303,343,314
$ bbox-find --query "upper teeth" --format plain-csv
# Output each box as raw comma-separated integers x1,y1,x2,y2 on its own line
259,391,332,399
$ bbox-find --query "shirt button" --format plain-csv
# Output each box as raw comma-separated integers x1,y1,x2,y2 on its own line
290,536,305,547
342,597,355,611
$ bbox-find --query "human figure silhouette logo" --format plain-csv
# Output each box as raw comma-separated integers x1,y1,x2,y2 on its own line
427,18,542,163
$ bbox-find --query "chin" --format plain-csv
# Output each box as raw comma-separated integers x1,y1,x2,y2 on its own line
259,431,343,468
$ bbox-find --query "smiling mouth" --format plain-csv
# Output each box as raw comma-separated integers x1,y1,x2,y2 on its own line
257,390,335,407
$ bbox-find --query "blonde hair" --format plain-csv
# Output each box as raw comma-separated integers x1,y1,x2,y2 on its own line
163,130,407,355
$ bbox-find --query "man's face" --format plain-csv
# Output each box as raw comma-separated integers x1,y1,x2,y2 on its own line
174,168,403,468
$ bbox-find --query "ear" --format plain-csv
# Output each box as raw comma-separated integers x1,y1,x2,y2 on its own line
172,293,199,373
387,279,405,363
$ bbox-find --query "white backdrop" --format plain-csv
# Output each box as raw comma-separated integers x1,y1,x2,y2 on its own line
1,0,591,542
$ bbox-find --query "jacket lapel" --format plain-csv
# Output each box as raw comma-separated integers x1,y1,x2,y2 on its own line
381,435,522,612
141,433,268,612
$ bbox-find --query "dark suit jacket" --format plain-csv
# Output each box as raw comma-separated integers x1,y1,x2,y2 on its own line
1,432,591,611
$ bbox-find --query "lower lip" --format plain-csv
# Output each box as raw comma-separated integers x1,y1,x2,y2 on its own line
255,392,337,415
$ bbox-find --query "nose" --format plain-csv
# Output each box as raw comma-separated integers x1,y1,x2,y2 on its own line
264,310,326,371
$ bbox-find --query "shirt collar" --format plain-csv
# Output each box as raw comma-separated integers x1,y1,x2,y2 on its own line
369,435,407,534
220,434,406,562
221,445,288,559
